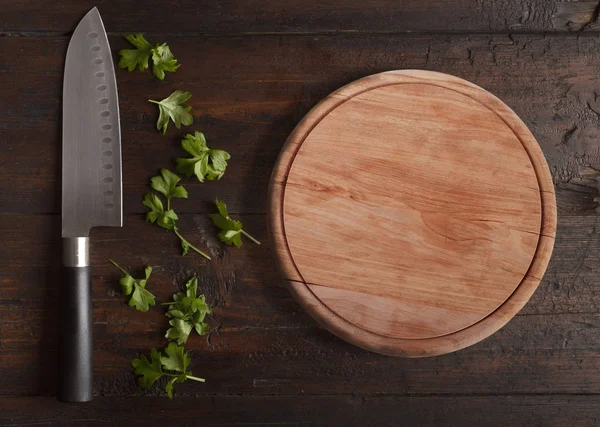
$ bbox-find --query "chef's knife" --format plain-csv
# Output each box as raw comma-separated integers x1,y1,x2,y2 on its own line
60,7,122,402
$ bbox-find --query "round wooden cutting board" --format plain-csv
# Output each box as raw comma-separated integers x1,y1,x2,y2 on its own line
267,70,556,357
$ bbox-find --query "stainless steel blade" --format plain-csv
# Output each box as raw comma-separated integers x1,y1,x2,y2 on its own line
62,7,122,238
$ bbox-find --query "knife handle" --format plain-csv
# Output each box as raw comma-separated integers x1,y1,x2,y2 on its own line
58,237,93,402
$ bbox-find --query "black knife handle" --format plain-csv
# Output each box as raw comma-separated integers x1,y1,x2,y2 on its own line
58,238,93,402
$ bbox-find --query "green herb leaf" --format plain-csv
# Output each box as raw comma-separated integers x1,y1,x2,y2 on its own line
119,34,179,81
173,230,211,260
160,342,191,372
157,209,178,231
142,169,209,260
120,275,135,296
151,169,188,201
211,199,261,247
109,260,156,312
168,309,185,319
142,192,178,231
144,266,153,281
148,90,193,134
151,43,180,81
180,239,190,256
216,199,229,218
132,348,163,390
129,286,156,312
166,319,194,345
142,190,210,259
118,33,153,72
164,277,212,344
142,193,164,224
165,377,177,399
175,131,231,182
132,344,205,399
186,278,198,297
194,321,210,336
220,229,243,247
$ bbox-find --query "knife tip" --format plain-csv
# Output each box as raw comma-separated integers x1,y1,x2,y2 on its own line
86,6,100,19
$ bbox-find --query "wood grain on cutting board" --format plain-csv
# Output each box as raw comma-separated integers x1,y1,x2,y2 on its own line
268,70,556,356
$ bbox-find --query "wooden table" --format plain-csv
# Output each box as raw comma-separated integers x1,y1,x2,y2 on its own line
1,1,600,425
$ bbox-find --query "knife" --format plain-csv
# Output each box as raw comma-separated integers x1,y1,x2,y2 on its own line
59,7,122,402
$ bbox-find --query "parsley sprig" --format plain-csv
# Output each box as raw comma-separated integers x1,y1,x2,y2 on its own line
132,343,205,399
211,199,260,247
176,131,231,182
109,260,156,312
143,169,211,260
163,277,211,345
148,90,193,134
119,33,180,81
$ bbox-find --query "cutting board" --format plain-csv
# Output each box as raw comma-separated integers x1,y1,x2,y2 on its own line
267,70,556,357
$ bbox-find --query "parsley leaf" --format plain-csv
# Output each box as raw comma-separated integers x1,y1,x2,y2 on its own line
180,239,191,256
151,43,180,81
211,199,261,247
142,192,178,231
160,341,192,372
119,34,180,81
109,260,156,312
132,348,163,389
132,343,205,399
175,131,231,182
148,90,193,134
118,33,153,72
151,168,188,205
152,43,181,80
163,277,211,345
143,172,211,260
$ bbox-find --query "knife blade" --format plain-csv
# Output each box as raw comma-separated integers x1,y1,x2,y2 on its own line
59,7,122,403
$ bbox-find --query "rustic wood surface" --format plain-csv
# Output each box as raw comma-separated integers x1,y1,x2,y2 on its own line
2,1,600,425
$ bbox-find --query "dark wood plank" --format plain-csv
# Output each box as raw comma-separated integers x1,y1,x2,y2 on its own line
2,214,600,396
1,0,600,34
1,34,599,215
4,310,600,397
1,395,599,426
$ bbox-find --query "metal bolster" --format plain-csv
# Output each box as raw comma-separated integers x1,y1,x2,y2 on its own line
63,237,90,267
